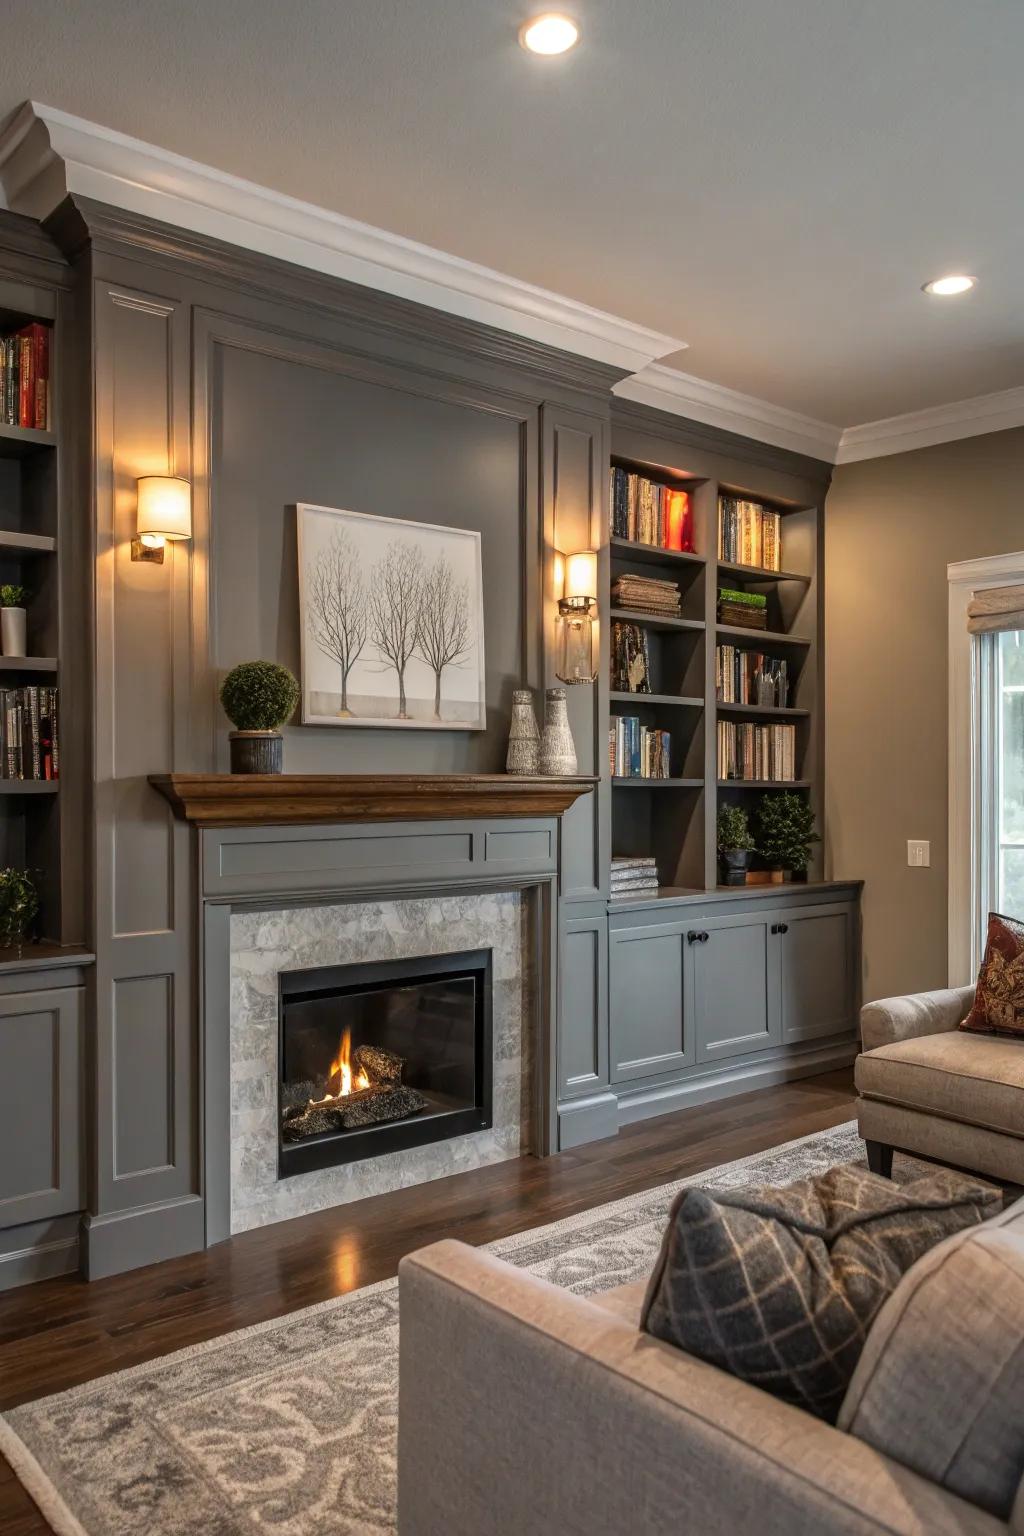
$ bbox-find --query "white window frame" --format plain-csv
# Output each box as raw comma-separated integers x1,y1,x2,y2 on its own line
948,550,1024,984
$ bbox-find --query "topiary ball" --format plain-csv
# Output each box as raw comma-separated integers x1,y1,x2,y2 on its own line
220,660,299,731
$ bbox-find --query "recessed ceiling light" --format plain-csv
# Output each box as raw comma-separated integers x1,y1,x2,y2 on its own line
922,274,976,296
519,13,580,54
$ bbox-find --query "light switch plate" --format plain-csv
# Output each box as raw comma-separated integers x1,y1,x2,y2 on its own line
907,839,930,868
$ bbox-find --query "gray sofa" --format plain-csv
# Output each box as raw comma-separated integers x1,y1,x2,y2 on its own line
397,1223,1022,1535
857,983,1024,1185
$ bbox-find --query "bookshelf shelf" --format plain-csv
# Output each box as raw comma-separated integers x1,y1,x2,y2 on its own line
0,780,58,795
716,702,810,718
716,623,811,649
0,656,58,672
609,607,705,634
612,777,703,789
717,559,811,586
717,779,812,790
0,421,57,458
609,692,704,709
0,530,57,555
609,536,705,570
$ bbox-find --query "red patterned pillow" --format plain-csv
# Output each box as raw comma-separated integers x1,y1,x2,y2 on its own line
960,913,1024,1037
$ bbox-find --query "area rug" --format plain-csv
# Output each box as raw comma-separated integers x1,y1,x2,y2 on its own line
3,1119,889,1536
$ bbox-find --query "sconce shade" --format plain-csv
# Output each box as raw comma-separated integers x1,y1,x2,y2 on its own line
136,476,192,544
563,550,598,602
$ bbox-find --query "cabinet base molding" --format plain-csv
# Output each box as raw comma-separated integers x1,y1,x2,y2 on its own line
557,1091,619,1150
82,1194,205,1280
0,1214,81,1292
616,1038,859,1128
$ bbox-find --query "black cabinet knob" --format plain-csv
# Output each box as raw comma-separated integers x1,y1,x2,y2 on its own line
699,931,709,943
771,922,790,935
687,930,699,944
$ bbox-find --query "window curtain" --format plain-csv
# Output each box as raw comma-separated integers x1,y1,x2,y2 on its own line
967,584,1024,635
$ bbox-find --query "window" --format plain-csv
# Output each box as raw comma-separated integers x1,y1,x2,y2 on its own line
949,555,1024,983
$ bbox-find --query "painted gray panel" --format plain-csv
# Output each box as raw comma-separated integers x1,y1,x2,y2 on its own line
692,914,779,1064
483,828,554,869
211,338,530,774
780,902,855,1043
113,974,174,1180
559,914,608,1096
609,922,691,1082
0,987,82,1228
221,829,474,878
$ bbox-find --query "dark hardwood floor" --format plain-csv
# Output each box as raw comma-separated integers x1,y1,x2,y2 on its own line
0,1068,856,1535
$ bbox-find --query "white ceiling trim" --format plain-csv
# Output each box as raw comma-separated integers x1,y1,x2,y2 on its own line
614,364,843,462
835,387,1024,464
0,102,684,375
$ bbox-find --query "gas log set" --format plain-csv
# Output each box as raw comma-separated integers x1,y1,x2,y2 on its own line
281,1030,427,1142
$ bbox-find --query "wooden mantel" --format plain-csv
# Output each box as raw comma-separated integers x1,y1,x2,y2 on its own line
149,773,597,828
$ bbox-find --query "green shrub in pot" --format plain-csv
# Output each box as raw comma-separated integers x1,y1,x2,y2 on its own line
716,804,756,885
220,660,299,774
756,791,819,880
0,867,39,952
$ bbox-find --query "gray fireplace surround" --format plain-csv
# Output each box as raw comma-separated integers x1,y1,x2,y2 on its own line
202,816,560,1244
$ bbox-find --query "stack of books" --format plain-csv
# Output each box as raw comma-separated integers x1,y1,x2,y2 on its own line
1,322,51,430
610,856,659,900
716,647,790,707
610,468,694,551
717,720,795,782
718,495,781,571
611,622,652,693
1,687,59,779
718,588,768,630
612,573,682,618
610,718,671,778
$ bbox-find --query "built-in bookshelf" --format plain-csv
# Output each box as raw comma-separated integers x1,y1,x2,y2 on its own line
604,431,823,897
0,276,65,941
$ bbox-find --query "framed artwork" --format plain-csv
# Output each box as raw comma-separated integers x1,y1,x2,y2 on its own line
296,502,486,730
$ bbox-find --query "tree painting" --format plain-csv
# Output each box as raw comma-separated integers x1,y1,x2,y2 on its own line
369,541,422,719
415,554,471,719
307,530,367,716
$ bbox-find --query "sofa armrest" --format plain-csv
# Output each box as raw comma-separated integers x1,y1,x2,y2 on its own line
860,984,975,1053
397,1240,1001,1536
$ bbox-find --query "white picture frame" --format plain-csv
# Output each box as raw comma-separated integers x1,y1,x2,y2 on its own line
296,502,486,731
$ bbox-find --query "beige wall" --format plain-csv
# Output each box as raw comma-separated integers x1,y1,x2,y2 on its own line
825,428,1024,1003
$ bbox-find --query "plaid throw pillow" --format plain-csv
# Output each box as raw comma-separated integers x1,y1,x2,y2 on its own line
640,1164,1000,1422
960,912,1024,1037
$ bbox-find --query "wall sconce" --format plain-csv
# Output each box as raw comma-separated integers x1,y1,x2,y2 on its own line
555,548,598,684
131,475,193,564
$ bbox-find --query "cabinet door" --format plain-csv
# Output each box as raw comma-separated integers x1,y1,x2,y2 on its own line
609,922,692,1083
779,902,856,1044
691,912,780,1064
558,913,609,1099
0,986,84,1229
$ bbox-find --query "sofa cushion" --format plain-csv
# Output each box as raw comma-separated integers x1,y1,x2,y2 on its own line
856,1029,1024,1137
839,1196,1024,1521
640,1164,1000,1423
961,912,1024,1038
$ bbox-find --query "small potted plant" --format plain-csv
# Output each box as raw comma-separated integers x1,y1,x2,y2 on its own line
717,804,756,885
0,585,28,658
0,867,38,954
220,660,300,774
756,792,820,882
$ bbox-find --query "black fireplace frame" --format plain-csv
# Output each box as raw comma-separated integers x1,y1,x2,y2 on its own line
277,948,493,1178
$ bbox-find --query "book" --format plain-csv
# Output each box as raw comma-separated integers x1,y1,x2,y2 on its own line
0,687,59,779
716,646,789,707
717,719,796,782
0,322,51,430
609,718,672,779
610,623,652,693
611,574,681,616
610,466,695,552
717,495,782,572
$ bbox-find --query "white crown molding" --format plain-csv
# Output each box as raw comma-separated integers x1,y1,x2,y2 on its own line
835,387,1024,464
0,102,684,374
613,364,843,462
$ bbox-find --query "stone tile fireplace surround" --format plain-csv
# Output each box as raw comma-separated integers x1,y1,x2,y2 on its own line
149,776,595,1248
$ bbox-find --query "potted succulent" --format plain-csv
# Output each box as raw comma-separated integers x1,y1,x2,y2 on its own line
717,803,756,885
0,867,38,954
756,792,819,882
220,660,300,774
0,584,28,658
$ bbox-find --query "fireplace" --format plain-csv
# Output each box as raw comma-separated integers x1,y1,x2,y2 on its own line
277,948,493,1178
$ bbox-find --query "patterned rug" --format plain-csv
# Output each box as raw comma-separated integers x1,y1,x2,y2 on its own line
2,1120,877,1536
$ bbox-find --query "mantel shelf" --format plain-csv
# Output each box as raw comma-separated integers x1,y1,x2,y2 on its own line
149,773,598,828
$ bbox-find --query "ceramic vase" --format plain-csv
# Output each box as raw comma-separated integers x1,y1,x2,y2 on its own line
1,608,27,658
229,730,284,774
506,688,540,775
539,687,577,776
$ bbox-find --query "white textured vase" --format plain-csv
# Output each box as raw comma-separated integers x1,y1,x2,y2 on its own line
506,688,540,775
539,687,577,776
1,608,26,658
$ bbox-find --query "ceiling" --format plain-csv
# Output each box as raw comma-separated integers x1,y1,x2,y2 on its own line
0,0,1021,427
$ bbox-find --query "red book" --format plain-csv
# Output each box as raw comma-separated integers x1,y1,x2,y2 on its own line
665,490,694,553
16,331,33,428
31,324,49,430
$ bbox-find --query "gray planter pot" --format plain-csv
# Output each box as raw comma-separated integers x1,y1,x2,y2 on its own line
720,849,753,886
1,607,27,658
229,730,283,774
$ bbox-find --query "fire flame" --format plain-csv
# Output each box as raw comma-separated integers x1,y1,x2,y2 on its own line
316,1028,370,1104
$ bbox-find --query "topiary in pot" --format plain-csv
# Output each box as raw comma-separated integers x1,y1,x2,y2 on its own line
717,803,756,885
0,867,39,953
0,584,28,659
220,660,299,774
755,791,820,881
